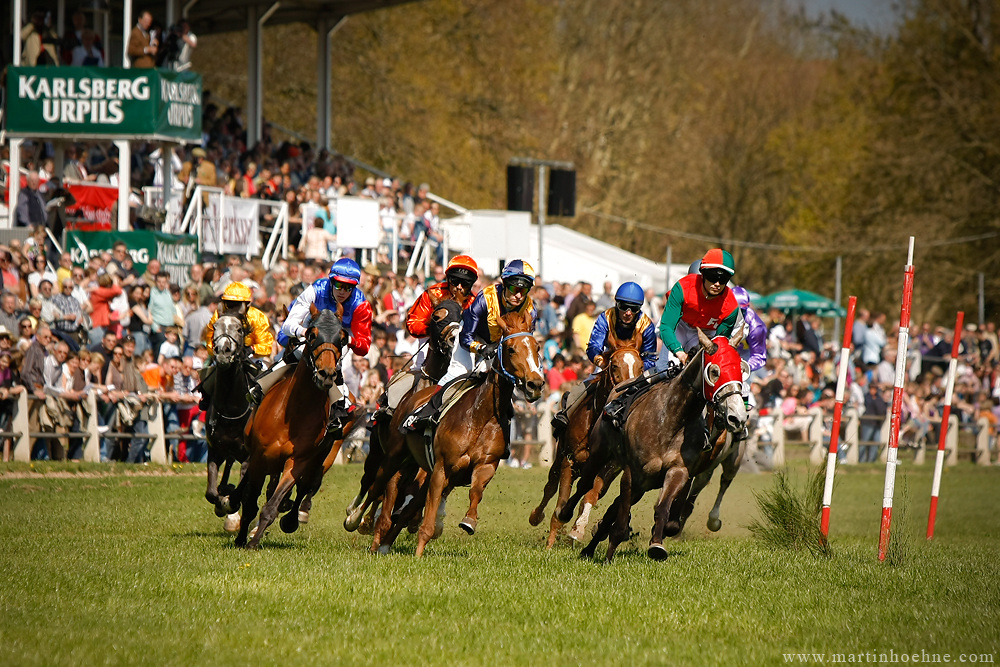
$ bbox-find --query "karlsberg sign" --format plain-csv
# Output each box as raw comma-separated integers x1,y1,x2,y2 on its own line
6,66,201,142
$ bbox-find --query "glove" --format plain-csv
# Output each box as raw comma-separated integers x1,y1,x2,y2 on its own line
479,342,499,358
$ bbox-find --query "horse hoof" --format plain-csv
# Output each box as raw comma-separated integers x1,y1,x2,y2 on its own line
278,498,294,513
458,518,477,535
707,517,722,532
215,503,228,517
647,543,669,561
567,525,586,542
344,508,363,532
377,544,391,555
357,514,375,535
528,508,545,526
298,511,309,525
279,512,299,534
223,513,240,533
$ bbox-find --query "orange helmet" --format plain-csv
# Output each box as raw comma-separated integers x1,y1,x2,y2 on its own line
446,255,478,284
221,282,253,302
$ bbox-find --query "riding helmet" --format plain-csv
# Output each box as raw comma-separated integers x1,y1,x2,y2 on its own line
500,259,535,290
614,282,645,307
221,282,253,302
700,248,735,276
688,259,702,275
445,254,479,284
329,258,361,286
730,285,751,309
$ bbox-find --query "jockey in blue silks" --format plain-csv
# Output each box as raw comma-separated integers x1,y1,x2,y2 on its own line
551,281,656,435
251,258,373,432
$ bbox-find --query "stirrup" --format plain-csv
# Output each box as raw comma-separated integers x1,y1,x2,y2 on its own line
551,411,569,437
247,384,263,406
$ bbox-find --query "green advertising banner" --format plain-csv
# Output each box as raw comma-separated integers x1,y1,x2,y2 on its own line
66,230,199,285
6,66,201,142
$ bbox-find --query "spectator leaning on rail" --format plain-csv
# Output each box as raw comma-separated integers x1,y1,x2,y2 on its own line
551,281,657,437
251,258,372,436
197,282,274,411
659,248,743,367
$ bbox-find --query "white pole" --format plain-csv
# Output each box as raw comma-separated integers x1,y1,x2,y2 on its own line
13,0,23,67
115,140,131,231
8,140,22,229
122,0,133,68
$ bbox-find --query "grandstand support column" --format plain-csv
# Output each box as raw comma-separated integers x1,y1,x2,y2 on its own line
115,140,131,231
12,0,23,68
246,4,260,148
122,0,132,67
537,165,547,279
317,16,348,151
7,139,21,229
163,143,175,232
57,0,65,50
253,3,282,150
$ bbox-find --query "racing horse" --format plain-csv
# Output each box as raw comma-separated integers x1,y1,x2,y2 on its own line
374,308,545,556
233,304,348,548
343,298,462,534
203,314,254,521
528,345,643,548
572,328,748,561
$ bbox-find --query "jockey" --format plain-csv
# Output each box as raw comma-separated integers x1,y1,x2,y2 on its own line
550,281,656,436
731,285,767,374
405,254,479,372
371,255,479,425
198,282,274,411
250,258,373,432
403,259,536,430
659,248,743,366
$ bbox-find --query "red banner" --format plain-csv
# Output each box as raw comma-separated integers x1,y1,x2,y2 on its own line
65,182,117,231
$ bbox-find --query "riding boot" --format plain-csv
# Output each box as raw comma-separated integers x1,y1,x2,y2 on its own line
401,386,443,433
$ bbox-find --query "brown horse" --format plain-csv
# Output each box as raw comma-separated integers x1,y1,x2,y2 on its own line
374,309,545,557
233,304,347,549
528,345,643,548
343,299,462,534
576,328,748,561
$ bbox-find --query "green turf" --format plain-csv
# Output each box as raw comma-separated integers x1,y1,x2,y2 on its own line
1,454,998,666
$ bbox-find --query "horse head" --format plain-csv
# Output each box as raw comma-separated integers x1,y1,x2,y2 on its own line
213,314,245,366
606,346,644,386
496,311,545,402
696,327,748,434
428,299,463,358
305,303,346,390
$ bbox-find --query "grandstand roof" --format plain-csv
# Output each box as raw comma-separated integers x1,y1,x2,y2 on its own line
125,1,422,35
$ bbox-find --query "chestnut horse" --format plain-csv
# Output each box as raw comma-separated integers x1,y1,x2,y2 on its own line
343,299,462,534
528,345,643,548
573,328,748,561
203,314,253,520
375,309,545,557
233,304,347,548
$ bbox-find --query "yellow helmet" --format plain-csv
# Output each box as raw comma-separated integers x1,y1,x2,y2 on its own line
221,282,252,302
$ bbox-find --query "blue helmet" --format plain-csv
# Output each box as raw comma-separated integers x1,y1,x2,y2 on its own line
330,258,361,285
500,259,536,288
614,282,644,307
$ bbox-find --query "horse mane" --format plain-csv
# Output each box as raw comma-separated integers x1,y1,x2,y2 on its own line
309,304,344,338
499,308,532,334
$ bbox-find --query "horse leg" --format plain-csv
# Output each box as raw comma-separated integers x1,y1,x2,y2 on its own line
545,457,575,548
415,459,448,557
707,443,743,532
216,459,239,515
569,461,619,541
604,466,634,562
234,462,266,548
348,424,386,516
459,462,497,535
346,457,393,532
280,484,307,534
530,451,564,527
580,493,620,560
649,467,689,560
248,464,297,549
370,469,404,553
205,449,222,510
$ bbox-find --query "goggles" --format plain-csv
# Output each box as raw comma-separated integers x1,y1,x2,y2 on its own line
616,301,641,314
701,269,731,286
504,282,531,297
332,280,355,291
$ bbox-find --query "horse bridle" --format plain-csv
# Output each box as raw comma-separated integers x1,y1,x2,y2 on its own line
304,328,344,386
493,332,535,388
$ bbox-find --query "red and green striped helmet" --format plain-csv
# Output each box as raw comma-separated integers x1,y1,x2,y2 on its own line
700,248,735,275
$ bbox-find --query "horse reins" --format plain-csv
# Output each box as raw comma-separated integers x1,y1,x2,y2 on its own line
493,332,535,388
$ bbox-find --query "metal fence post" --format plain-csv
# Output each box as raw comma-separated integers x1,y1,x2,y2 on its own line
945,414,959,466
538,401,554,468
843,407,860,465
148,402,168,465
13,392,31,462
975,416,991,466
83,391,101,463
771,414,786,468
808,407,826,466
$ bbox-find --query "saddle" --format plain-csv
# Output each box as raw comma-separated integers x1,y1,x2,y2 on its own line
602,362,681,429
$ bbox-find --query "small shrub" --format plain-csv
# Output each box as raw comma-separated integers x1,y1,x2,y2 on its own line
748,468,830,557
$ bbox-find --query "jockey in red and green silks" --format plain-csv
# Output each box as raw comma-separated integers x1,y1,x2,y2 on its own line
659,248,744,366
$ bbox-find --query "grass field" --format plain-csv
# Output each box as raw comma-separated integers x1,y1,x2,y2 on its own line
1,454,998,666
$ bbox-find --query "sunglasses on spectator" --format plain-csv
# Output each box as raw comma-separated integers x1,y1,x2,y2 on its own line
20,324,32,330
701,270,731,285
505,283,530,297
332,280,354,291
616,302,641,314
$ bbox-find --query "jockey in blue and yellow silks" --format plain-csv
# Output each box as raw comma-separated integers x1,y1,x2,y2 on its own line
403,259,536,430
551,282,655,435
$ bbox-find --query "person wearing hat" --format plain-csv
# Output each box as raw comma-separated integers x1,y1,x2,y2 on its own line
659,248,743,366
550,281,657,436
403,259,536,434
251,258,373,435
198,282,274,411
370,255,480,425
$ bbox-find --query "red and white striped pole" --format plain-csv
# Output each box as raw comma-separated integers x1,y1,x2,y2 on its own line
878,237,915,562
926,311,964,540
820,295,857,542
